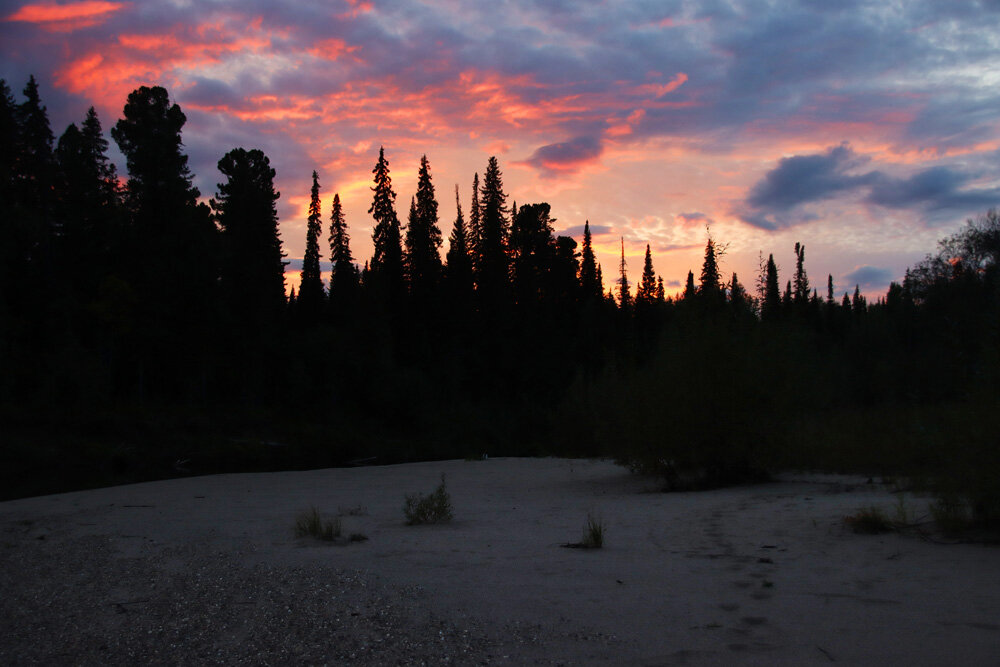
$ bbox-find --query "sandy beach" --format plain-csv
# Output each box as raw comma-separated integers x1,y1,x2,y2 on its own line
2,457,998,665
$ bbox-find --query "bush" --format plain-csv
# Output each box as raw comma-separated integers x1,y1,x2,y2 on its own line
404,474,453,525
295,506,341,541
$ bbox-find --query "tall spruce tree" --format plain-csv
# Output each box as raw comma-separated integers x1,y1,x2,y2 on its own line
655,276,665,303
698,234,723,302
368,146,404,300
328,192,357,310
211,148,286,327
469,172,481,272
617,238,630,308
476,156,509,302
635,243,657,305
793,242,809,306
762,254,781,320
404,154,443,299
298,170,325,320
15,75,55,212
683,270,696,300
445,184,473,302
826,274,835,305
579,220,601,299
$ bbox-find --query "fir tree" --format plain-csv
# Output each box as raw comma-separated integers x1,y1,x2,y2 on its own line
211,148,286,327
635,243,657,305
683,270,696,300
469,172,481,272
14,75,55,211
729,272,748,312
445,184,473,303
655,276,665,303
617,238,630,308
328,192,357,310
596,263,604,296
477,156,509,302
826,274,835,305
298,170,325,320
55,107,121,300
404,154,443,299
782,280,793,310
368,146,404,300
793,242,809,305
579,220,601,299
762,254,781,320
698,233,722,302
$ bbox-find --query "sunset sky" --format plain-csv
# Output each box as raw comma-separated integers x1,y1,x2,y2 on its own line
3,0,999,297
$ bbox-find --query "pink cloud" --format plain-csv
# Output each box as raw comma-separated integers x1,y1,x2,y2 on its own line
5,1,123,31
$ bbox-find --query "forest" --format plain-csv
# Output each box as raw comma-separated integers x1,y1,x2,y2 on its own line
2,78,998,527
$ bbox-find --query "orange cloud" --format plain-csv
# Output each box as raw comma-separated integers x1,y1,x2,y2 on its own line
5,0,123,31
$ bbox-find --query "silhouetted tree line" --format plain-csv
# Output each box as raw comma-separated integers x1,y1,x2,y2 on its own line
2,80,998,521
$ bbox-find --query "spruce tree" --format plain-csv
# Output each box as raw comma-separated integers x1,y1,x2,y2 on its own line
684,270,696,300
297,170,325,320
469,172,481,272
0,79,16,200
579,220,601,299
635,243,657,305
826,274,835,305
476,156,509,302
211,148,286,327
729,272,748,312
655,276,665,303
15,75,55,211
793,242,809,305
56,109,121,301
445,184,473,303
328,192,357,311
404,154,443,299
617,238,630,308
368,146,404,300
762,254,781,321
698,234,723,303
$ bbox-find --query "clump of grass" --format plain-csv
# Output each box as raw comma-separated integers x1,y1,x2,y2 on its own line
404,474,453,525
930,494,972,535
581,512,605,548
295,506,341,541
843,506,894,534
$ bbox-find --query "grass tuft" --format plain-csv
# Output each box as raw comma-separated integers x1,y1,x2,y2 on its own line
581,512,605,548
404,474,453,525
295,506,341,541
843,506,894,534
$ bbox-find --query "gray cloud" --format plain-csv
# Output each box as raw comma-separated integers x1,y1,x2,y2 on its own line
843,265,895,289
741,145,1000,229
517,135,603,175
746,144,874,212
560,223,612,237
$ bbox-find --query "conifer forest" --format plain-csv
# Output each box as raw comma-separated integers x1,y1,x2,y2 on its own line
2,79,999,525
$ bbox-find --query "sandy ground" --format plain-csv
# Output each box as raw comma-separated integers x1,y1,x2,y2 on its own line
2,457,999,665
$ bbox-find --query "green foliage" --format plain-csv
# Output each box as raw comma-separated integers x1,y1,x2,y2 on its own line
294,506,341,541
404,475,454,525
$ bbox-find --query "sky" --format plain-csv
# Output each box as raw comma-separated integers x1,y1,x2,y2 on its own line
3,0,1000,298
